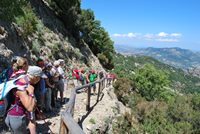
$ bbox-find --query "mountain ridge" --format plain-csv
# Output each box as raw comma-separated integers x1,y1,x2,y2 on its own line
114,44,200,70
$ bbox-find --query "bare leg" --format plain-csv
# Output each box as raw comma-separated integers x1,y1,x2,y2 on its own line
28,120,36,134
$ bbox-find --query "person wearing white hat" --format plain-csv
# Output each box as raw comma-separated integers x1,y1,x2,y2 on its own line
54,60,65,104
27,65,45,134
50,61,60,107
5,66,43,134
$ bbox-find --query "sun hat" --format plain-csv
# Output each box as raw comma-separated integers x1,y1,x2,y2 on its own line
58,59,64,63
53,60,60,66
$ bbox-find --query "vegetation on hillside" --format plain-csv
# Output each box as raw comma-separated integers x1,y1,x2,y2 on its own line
46,0,81,39
80,9,114,69
112,54,200,133
0,0,38,37
113,54,200,93
0,0,115,69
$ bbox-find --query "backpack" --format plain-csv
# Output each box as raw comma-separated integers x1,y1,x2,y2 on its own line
0,74,28,100
72,69,79,80
99,71,104,79
79,74,84,81
0,68,11,117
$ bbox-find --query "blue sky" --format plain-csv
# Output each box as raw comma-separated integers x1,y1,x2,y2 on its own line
81,0,200,51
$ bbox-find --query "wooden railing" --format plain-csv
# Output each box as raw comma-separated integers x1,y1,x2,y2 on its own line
59,77,107,134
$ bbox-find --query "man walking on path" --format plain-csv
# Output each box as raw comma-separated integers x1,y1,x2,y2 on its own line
87,69,98,95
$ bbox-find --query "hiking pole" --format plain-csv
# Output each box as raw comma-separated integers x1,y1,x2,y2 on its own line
36,107,55,134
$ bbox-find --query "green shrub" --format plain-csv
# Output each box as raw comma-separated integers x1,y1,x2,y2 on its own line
0,0,26,21
113,77,134,104
89,118,96,124
192,93,200,110
32,39,40,55
134,64,169,101
159,88,176,103
112,112,138,134
175,121,192,134
97,53,108,66
168,95,193,123
15,5,38,37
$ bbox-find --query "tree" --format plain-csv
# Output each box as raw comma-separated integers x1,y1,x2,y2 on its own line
0,0,26,21
192,93,200,110
134,64,169,101
47,0,81,39
80,9,115,69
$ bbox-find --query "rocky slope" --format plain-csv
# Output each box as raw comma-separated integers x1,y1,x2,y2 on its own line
73,85,130,134
0,0,102,71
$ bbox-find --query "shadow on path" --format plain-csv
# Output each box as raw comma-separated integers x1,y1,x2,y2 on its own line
77,92,105,129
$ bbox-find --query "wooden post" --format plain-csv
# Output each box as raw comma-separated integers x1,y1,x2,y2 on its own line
86,86,91,111
103,79,105,89
60,115,68,134
97,82,101,102
71,103,75,117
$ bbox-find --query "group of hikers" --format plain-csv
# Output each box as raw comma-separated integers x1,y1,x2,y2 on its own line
0,56,107,134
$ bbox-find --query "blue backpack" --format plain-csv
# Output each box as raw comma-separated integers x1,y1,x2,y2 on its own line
79,74,84,81
0,68,10,83
0,68,10,117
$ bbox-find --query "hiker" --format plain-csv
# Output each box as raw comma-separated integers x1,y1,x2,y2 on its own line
72,66,80,88
44,63,54,112
57,59,65,103
35,59,47,111
5,66,43,134
87,69,98,95
79,68,87,86
77,67,87,93
106,72,116,86
106,72,112,86
50,60,60,107
99,70,105,79
0,57,18,120
0,56,27,127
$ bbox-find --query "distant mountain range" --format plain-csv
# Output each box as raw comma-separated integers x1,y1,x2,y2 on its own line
114,44,200,70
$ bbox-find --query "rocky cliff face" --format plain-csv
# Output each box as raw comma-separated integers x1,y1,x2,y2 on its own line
0,0,102,70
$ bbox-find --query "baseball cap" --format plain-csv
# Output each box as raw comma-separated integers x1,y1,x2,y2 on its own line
27,66,47,78
45,62,53,68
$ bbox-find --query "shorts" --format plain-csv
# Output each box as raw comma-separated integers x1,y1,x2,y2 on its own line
57,79,64,92
5,114,27,134
91,83,96,89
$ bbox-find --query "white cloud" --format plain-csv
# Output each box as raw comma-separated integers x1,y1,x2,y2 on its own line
113,33,122,37
144,33,154,39
112,32,139,38
158,32,168,37
170,33,182,37
127,33,136,38
156,38,179,42
112,32,182,43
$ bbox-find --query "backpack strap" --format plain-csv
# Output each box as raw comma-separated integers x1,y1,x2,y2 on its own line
14,75,29,91
6,100,20,113
1,78,8,99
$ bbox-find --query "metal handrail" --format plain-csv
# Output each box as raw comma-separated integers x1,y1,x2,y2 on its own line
59,77,107,134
